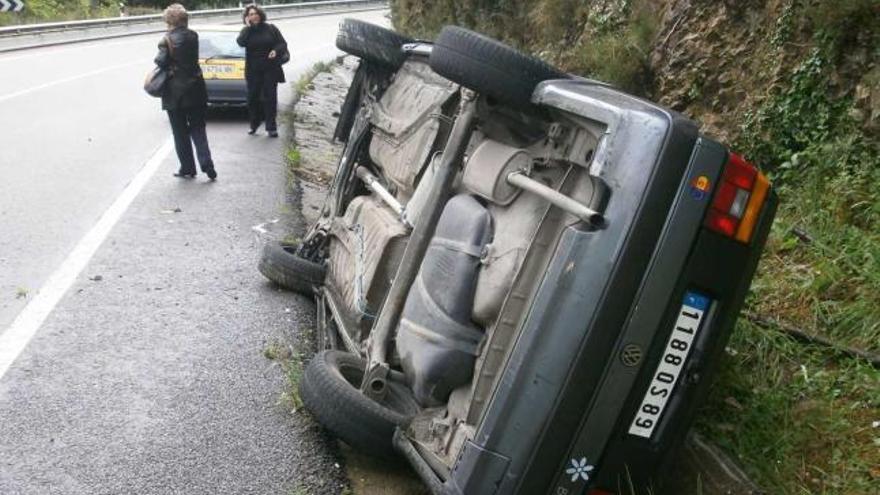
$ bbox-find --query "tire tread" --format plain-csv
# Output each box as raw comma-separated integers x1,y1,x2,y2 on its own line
257,241,326,295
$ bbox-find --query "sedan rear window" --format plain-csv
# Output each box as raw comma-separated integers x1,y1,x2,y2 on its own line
199,31,245,59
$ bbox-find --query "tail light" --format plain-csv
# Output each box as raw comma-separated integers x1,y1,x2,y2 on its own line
704,152,770,243
588,490,614,495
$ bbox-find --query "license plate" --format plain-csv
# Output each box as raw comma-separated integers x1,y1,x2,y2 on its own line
199,60,244,80
628,291,710,439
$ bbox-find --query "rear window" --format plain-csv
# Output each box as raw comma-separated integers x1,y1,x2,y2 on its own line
199,31,245,59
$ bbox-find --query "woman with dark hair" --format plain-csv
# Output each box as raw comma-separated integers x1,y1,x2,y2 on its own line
155,3,217,180
236,4,288,137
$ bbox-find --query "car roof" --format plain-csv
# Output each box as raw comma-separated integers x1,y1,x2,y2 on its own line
192,24,242,33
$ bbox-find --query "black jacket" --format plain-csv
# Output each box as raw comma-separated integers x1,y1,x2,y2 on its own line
155,27,208,111
236,23,287,83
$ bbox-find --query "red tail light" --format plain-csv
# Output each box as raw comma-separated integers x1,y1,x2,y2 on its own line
588,490,614,495
705,152,769,243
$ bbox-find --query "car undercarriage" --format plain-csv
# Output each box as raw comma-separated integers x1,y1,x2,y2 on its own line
258,19,777,495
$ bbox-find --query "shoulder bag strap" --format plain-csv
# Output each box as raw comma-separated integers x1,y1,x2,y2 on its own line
164,35,175,75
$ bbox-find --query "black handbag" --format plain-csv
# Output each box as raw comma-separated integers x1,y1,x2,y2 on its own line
144,36,172,97
270,24,290,65
278,49,290,65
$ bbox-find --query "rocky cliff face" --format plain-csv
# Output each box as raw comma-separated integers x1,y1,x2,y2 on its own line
648,0,878,148
391,0,879,162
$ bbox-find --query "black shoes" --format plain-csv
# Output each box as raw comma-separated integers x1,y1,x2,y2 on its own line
249,125,277,137
173,171,196,178
206,169,217,181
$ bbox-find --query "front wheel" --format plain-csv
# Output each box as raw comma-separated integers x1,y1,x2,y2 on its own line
257,241,326,295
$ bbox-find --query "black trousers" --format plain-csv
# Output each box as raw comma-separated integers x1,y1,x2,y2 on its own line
167,106,214,175
246,70,279,132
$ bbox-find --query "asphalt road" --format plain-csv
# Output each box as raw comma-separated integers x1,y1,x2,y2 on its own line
0,8,387,332
0,9,389,494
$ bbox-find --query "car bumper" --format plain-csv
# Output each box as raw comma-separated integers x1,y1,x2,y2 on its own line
205,79,247,106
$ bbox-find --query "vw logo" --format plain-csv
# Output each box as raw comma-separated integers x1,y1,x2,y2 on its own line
621,344,643,367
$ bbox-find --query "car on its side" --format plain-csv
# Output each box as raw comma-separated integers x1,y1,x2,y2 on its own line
194,25,247,106
259,18,778,495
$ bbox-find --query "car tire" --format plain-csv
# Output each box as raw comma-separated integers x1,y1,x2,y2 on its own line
300,350,419,458
258,241,326,295
429,25,567,106
335,18,414,69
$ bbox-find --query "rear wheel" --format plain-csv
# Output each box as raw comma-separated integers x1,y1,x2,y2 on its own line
300,350,419,458
429,25,566,106
336,18,414,69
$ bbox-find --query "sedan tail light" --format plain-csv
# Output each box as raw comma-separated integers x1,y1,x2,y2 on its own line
704,152,770,243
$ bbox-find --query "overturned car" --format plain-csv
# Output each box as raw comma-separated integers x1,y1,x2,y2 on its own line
259,19,777,495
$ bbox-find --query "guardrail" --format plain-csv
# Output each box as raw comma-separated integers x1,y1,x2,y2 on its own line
0,0,386,50
0,0,385,36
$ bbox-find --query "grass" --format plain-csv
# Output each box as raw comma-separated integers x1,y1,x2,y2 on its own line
698,319,879,494
701,133,880,493
284,145,302,189
695,4,880,491
281,60,337,192
0,0,122,26
263,339,305,412
285,147,302,169
293,61,334,99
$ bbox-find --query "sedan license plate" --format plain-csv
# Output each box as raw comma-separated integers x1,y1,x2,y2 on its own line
200,60,244,80
628,291,711,439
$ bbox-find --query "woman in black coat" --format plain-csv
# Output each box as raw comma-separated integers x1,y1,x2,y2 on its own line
236,4,288,137
155,3,217,180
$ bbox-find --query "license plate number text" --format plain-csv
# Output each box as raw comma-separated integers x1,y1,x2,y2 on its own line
628,291,710,438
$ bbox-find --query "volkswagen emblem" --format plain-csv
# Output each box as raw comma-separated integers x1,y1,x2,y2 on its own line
621,344,643,367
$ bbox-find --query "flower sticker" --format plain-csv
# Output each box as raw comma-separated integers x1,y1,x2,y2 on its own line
565,457,594,482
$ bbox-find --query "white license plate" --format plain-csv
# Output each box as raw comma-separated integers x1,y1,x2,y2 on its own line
628,291,711,439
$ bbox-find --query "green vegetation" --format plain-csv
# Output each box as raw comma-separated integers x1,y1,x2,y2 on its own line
700,3,880,493
698,320,879,494
263,339,305,412
0,0,120,25
293,60,333,98
392,0,658,94
391,0,879,492
285,146,302,169
0,0,319,25
281,59,338,189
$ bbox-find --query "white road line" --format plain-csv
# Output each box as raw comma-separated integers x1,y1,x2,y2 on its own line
0,60,141,103
0,138,173,381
